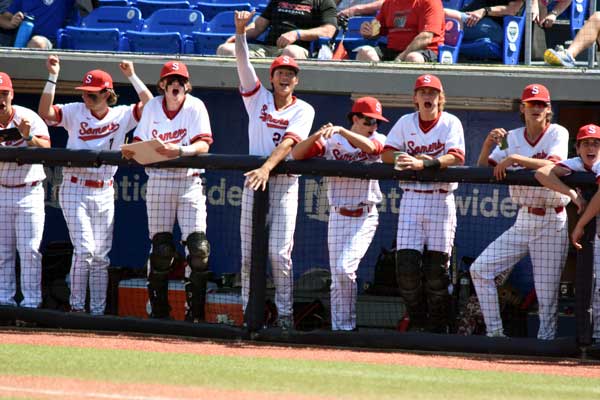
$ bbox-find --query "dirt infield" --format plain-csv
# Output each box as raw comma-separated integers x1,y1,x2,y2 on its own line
1,329,599,399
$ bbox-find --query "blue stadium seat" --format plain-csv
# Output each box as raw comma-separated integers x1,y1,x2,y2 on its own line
135,0,191,18
441,0,463,10
122,30,183,53
143,8,204,35
438,18,463,64
569,0,588,38
194,2,252,21
79,6,143,31
183,31,230,55
204,11,237,33
57,26,125,51
97,0,130,6
337,16,377,56
502,14,525,64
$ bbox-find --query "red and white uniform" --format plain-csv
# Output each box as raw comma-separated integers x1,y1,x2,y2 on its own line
49,102,139,315
133,95,213,240
308,131,385,330
384,111,465,255
0,105,49,308
470,123,570,340
558,157,600,341
239,82,315,319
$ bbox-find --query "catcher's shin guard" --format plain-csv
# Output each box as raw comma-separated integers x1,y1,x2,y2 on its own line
396,249,426,327
184,232,211,322
148,232,176,319
423,250,451,332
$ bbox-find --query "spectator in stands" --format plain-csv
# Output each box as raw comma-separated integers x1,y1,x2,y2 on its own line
216,1,338,59
337,0,382,17
0,0,12,46
39,55,152,315
544,11,600,67
444,0,523,55
356,0,444,62
470,84,570,339
0,0,76,48
292,97,387,332
0,71,50,311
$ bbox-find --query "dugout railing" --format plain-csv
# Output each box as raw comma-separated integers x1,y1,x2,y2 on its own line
0,147,596,358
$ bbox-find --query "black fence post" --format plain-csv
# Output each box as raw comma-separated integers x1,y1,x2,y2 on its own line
576,214,595,347
244,185,269,332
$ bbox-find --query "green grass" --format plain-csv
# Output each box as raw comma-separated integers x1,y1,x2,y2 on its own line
0,343,598,400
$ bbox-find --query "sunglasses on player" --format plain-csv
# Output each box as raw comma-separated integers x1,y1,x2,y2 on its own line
83,89,107,101
164,75,188,87
523,100,550,108
360,115,379,126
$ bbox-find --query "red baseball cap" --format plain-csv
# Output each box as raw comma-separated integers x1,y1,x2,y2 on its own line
414,74,443,92
521,84,550,103
350,96,389,122
269,55,299,77
75,70,113,92
0,72,13,92
160,61,189,79
576,124,600,141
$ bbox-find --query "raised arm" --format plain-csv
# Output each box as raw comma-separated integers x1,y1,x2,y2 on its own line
119,60,153,115
38,54,60,122
234,10,260,92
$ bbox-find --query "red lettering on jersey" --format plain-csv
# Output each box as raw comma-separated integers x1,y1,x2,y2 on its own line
259,104,289,129
332,149,369,162
407,140,445,157
78,122,120,141
532,151,548,159
152,128,187,143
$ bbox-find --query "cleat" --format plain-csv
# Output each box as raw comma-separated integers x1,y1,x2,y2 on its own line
544,46,576,67
276,315,294,330
487,329,507,338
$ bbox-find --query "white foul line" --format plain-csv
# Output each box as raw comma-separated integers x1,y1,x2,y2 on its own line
0,385,194,400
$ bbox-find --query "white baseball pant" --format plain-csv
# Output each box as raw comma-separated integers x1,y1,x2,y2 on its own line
240,175,298,319
470,207,568,340
0,183,44,308
396,190,457,254
593,236,600,341
60,179,114,315
328,204,378,331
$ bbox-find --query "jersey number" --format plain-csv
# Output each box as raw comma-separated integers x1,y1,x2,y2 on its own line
108,138,114,150
272,132,282,146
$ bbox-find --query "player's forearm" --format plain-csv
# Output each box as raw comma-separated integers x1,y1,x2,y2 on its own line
512,154,554,170
235,33,259,91
535,166,577,199
381,149,396,164
292,134,320,160
263,140,294,171
575,189,600,229
38,71,59,121
339,128,377,154
438,153,462,168
26,136,50,148
477,142,495,167
190,140,210,155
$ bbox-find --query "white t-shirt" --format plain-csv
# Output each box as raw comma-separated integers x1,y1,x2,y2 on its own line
489,123,570,208
384,111,465,192
310,130,385,207
134,95,213,179
49,102,139,181
0,105,49,185
241,82,314,157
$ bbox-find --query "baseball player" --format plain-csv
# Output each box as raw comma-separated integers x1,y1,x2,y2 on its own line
292,97,387,331
38,55,152,315
535,124,600,343
0,71,50,309
382,74,465,333
470,84,570,339
122,61,213,322
234,10,315,329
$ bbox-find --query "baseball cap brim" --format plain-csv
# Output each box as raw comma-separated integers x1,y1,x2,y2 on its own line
362,112,389,122
75,85,106,92
161,71,189,79
0,85,12,92
522,97,550,103
577,134,600,141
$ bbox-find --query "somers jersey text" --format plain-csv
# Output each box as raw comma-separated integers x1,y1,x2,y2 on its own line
49,102,139,181
489,124,570,208
134,95,213,179
241,82,315,157
311,130,385,207
384,111,465,192
0,105,49,185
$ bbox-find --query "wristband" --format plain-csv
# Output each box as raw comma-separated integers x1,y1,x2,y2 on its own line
295,30,301,41
179,145,196,157
48,73,58,82
423,158,441,169
550,9,559,16
127,74,146,95
484,6,492,16
24,134,33,142
43,73,58,94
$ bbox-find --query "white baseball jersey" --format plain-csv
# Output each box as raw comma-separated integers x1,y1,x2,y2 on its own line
384,111,465,192
134,95,213,179
241,82,315,156
0,105,49,186
49,102,139,181
309,131,385,207
488,124,570,208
